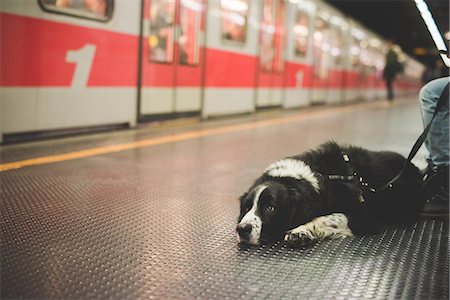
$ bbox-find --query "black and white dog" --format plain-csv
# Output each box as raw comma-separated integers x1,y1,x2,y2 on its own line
236,141,426,247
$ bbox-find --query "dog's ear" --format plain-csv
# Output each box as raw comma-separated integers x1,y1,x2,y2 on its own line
286,188,309,229
286,185,324,229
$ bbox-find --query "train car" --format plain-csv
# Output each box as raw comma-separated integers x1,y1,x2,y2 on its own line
0,0,424,143
1,0,141,143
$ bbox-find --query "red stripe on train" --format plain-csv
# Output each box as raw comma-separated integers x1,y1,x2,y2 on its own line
204,48,258,88
1,13,419,90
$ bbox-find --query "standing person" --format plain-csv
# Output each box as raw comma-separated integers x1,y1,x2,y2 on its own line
420,76,449,216
421,63,436,85
383,41,403,101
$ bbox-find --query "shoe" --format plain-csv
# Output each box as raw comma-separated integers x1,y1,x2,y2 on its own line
421,165,449,217
421,187,449,217
423,165,449,193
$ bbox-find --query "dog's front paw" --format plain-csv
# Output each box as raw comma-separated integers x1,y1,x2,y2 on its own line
284,227,316,248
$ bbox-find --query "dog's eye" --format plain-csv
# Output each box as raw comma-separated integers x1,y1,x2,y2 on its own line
266,205,276,213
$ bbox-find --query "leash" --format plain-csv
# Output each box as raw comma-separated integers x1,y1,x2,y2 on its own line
378,82,449,192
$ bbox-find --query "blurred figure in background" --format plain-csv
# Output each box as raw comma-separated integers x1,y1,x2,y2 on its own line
422,59,449,84
383,41,403,101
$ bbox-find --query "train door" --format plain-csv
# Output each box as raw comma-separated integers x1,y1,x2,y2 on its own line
256,0,286,109
311,14,331,104
283,1,314,109
201,0,257,118
345,26,365,102
139,0,205,119
373,42,385,99
365,44,378,101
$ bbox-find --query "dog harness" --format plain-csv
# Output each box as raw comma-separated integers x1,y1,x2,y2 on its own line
325,152,376,204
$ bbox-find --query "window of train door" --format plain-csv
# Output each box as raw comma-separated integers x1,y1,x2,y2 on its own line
221,0,250,44
293,9,309,58
272,0,286,106
149,0,175,63
256,0,276,108
311,15,330,103
260,0,275,73
273,0,286,74
350,29,363,99
330,18,345,101
178,0,201,66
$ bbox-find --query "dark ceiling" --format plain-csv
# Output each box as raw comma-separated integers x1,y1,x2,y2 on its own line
324,0,449,66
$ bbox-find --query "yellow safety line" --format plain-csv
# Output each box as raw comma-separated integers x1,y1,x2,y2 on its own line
0,101,386,172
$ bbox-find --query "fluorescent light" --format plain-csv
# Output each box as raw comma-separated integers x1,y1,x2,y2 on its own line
413,0,450,67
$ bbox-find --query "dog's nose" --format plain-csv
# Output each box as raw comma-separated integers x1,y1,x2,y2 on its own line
237,223,252,238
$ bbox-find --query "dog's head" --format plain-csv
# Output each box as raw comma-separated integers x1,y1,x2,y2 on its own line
236,179,320,245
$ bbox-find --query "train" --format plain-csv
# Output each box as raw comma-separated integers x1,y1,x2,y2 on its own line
0,0,425,143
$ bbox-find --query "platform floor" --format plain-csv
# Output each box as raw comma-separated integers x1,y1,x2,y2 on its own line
1,98,448,299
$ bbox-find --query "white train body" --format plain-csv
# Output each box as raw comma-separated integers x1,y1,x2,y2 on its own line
0,0,424,142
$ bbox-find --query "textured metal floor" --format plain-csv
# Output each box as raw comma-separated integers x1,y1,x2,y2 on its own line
1,98,448,299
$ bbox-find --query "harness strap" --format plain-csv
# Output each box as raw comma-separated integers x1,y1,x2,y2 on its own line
326,152,376,203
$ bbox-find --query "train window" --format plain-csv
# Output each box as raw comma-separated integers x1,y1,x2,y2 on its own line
350,37,361,68
220,0,249,44
273,0,286,72
360,40,370,67
260,0,276,71
293,9,309,57
148,0,176,63
350,28,365,69
179,0,202,66
330,24,343,66
313,17,329,79
39,0,113,22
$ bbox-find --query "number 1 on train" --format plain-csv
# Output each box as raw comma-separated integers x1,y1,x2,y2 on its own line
66,44,97,88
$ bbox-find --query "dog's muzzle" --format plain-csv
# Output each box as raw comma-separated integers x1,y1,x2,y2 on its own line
236,223,260,245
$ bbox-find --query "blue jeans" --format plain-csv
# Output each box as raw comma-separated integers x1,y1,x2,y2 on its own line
419,76,450,168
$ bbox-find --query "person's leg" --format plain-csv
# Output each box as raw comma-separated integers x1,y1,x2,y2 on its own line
419,76,449,216
419,76,449,167
387,79,394,101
